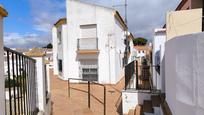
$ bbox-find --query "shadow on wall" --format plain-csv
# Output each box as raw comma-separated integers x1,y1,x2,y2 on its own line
116,99,123,115
161,54,165,93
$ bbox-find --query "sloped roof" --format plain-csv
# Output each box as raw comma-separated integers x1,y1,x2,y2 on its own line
54,18,67,27
25,48,45,57
175,0,188,11
0,5,8,17
134,45,152,51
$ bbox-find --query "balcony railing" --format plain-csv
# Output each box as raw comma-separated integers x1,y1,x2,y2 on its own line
4,47,38,115
77,38,98,50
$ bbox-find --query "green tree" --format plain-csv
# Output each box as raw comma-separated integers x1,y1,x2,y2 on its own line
43,43,53,49
133,37,148,46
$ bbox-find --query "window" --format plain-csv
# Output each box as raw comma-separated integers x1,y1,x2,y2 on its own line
57,30,62,44
82,68,98,81
80,24,97,38
78,24,98,50
80,60,98,81
58,60,62,72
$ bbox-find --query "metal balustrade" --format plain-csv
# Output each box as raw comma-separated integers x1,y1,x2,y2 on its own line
124,60,159,92
4,47,38,115
68,78,106,115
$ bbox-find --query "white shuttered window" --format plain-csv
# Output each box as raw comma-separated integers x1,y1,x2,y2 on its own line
80,24,97,38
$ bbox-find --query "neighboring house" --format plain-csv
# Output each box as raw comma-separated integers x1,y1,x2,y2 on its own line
52,0,134,84
122,0,204,114
175,0,202,10
44,48,53,62
166,0,203,40
152,28,166,93
134,44,152,63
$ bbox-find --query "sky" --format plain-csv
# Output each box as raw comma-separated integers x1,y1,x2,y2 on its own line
0,0,181,48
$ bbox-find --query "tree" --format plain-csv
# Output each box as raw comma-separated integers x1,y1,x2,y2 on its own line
43,43,53,49
133,37,148,46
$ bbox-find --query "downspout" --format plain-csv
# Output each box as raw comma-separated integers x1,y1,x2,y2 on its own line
202,0,204,31
108,34,112,84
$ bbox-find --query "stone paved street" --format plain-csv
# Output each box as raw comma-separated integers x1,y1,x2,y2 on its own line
50,69,124,115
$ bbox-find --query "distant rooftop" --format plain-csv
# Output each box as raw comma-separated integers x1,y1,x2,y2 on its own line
25,48,45,57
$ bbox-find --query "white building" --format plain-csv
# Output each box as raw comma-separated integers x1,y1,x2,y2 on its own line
165,32,204,115
52,0,134,84
152,28,166,92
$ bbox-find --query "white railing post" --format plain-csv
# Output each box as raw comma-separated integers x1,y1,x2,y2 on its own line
33,56,46,113
0,6,8,115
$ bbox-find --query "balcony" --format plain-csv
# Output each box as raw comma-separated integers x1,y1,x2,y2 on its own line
77,38,99,54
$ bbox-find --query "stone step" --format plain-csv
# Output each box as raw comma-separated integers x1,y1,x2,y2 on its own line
128,109,135,115
151,95,161,107
135,105,143,115
143,100,154,113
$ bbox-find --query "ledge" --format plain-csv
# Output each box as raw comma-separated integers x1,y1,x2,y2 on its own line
0,5,8,17
76,50,100,54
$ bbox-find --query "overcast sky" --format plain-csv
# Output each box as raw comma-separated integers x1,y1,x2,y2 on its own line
84,0,181,40
2,0,181,48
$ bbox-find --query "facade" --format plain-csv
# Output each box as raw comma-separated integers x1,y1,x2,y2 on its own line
166,8,202,40
134,45,152,63
122,0,204,113
166,0,203,40
165,32,204,115
152,28,166,93
52,0,134,84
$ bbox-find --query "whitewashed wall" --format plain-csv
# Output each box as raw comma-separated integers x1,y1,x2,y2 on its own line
0,14,5,115
52,27,59,75
65,0,126,84
165,32,204,115
114,18,126,83
152,29,166,92
122,91,151,114
61,24,68,80
34,57,46,112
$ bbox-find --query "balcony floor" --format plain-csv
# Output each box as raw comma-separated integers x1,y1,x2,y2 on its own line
50,69,124,115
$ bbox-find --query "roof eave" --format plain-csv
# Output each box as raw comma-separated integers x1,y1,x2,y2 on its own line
0,5,8,17
54,18,67,27
175,0,188,11
114,11,128,30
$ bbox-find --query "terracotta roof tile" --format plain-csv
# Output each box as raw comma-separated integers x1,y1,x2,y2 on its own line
25,48,45,57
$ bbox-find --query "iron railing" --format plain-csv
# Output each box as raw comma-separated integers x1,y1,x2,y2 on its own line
68,78,106,115
125,60,159,92
77,38,98,50
4,47,38,115
125,60,136,89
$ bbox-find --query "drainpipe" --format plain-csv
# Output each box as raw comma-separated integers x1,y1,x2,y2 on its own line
202,0,204,31
108,34,112,84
